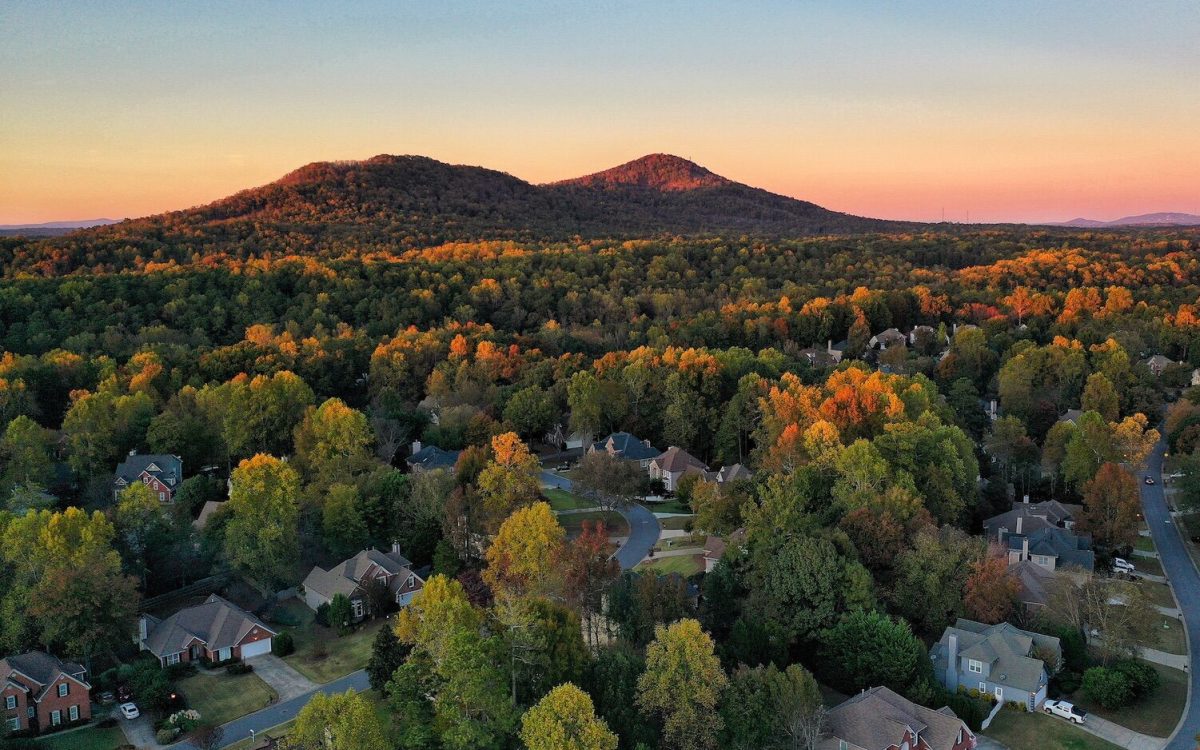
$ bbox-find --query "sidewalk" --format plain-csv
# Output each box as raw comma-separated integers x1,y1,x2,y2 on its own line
1079,713,1165,750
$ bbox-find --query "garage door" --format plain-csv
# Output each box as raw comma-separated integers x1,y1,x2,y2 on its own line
240,638,272,658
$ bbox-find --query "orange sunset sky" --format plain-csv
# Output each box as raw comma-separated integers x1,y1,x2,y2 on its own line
2,1,1197,225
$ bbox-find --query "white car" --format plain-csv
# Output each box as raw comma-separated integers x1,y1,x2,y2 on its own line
1112,557,1136,574
1044,699,1086,724
119,702,140,720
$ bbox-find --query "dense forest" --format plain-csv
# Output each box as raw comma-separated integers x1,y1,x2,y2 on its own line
1,155,1199,749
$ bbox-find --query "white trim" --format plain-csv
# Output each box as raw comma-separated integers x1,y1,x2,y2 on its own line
968,659,983,674
165,652,181,666
50,709,61,726
4,695,15,710
69,704,79,721
57,682,68,697
6,717,18,731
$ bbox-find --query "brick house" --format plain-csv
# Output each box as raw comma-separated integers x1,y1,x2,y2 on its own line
0,651,91,734
301,545,425,620
113,450,183,503
820,686,975,750
138,594,275,667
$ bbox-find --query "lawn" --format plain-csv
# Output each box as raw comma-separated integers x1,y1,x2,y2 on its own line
543,488,595,511
557,510,629,538
1139,581,1177,610
645,498,691,513
224,719,296,750
1068,662,1185,737
636,554,704,576
35,725,127,750
1134,535,1156,553
654,534,707,552
285,617,385,683
657,515,694,531
984,710,1124,750
1133,556,1165,578
178,670,278,726
1129,609,1187,654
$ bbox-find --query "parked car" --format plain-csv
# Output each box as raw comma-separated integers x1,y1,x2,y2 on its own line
1112,557,1136,574
556,462,571,471
1043,700,1086,724
98,691,115,705
119,702,140,720
116,685,132,702
1145,476,1155,485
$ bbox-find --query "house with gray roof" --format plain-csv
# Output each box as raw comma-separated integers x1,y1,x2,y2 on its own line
1005,526,1094,573
301,544,424,620
113,450,183,503
710,463,753,485
931,619,1060,711
138,594,276,667
820,686,976,750
590,432,661,468
405,440,461,473
0,651,91,734
983,500,1082,541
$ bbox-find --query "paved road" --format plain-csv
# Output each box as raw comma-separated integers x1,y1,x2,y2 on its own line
1140,438,1198,750
173,669,369,749
539,470,661,570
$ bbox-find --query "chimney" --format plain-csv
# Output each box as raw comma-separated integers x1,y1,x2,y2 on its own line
953,322,959,334
643,439,651,448
411,440,422,455
946,633,959,687
129,448,137,457
392,540,403,556
137,615,149,644
1023,494,1030,504
1022,537,1030,561
1016,516,1023,535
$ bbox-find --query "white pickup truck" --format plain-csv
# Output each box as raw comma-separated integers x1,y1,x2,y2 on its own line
1043,700,1087,724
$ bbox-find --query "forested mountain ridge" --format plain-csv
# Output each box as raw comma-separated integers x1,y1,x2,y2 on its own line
5,154,910,276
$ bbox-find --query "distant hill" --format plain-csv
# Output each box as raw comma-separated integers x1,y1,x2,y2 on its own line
0,218,119,237
1054,212,1200,228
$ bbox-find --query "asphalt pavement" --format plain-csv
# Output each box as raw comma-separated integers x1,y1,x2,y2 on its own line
539,469,661,570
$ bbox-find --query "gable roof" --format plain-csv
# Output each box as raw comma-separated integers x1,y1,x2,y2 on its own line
652,446,709,473
0,651,88,692
983,501,1082,540
114,452,182,487
142,594,275,658
593,432,660,461
302,548,420,602
932,619,1060,693
1010,559,1054,608
1008,527,1094,571
824,686,971,750
406,444,460,470
714,463,752,483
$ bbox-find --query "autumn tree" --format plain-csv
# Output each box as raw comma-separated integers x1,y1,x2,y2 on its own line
1082,372,1120,422
293,397,375,485
637,619,728,750
222,370,314,459
1081,463,1141,550
520,683,618,750
573,450,645,512
484,502,565,599
563,520,620,648
291,689,390,750
963,548,1021,624
478,432,542,523
224,454,300,586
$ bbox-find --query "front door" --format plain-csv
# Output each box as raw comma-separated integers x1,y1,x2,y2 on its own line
190,644,201,660
994,686,1003,702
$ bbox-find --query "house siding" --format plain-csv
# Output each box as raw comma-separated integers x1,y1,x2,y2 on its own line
35,676,90,731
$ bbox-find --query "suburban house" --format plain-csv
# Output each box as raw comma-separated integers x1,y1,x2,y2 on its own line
1005,526,1094,573
827,339,848,363
1058,409,1084,426
0,652,91,734
908,325,940,346
798,346,838,368
869,328,907,350
113,450,183,503
648,446,709,492
1009,559,1056,612
589,432,661,469
820,686,976,750
702,529,746,573
1143,354,1176,377
138,594,276,667
710,463,753,485
931,619,1060,710
983,500,1082,540
301,545,425,620
544,422,592,451
405,440,461,473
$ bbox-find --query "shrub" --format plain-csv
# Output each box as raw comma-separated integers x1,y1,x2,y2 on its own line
1082,667,1133,709
1053,670,1082,695
315,602,331,627
156,728,179,744
1113,660,1160,700
944,693,986,731
166,662,197,680
272,631,295,657
226,662,253,675
96,718,118,729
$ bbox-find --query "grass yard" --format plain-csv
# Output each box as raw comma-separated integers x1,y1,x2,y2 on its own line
543,488,595,511
224,719,297,750
654,534,707,552
984,710,1124,750
558,510,629,538
1069,662,1185,737
266,596,315,628
178,670,278,726
1134,556,1165,578
1140,580,1178,610
1134,535,1156,552
35,725,127,750
656,515,694,531
645,498,691,513
1130,610,1187,654
285,617,385,683
636,554,704,576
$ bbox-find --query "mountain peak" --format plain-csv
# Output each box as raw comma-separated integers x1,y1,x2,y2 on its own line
552,153,732,191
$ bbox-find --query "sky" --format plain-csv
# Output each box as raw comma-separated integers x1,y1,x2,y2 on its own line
1,0,1198,225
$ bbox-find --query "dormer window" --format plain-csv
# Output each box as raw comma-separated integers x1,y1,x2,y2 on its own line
968,659,983,674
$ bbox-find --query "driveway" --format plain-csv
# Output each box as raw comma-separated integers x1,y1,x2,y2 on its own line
1139,436,1199,750
1081,713,1164,750
117,704,157,749
540,470,661,570
172,669,369,749
246,654,318,701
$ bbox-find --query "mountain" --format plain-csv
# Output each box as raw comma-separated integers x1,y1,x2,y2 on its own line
1054,212,1200,228
550,153,732,190
0,218,119,237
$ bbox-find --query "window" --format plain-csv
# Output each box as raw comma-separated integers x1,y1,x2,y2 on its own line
979,682,987,692
69,705,79,721
352,599,365,619
968,659,983,674
219,647,231,662
159,491,166,502
25,707,32,718
166,652,181,666
6,718,18,732
4,695,15,709
50,709,61,726
838,742,849,750
58,683,68,697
